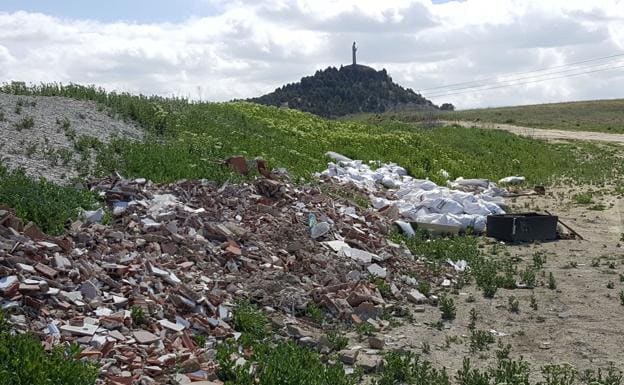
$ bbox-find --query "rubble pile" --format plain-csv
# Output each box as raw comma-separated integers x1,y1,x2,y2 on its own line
321,154,508,232
0,174,451,384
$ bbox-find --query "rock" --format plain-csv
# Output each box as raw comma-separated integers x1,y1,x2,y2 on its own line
357,353,383,373
133,330,160,344
341,248,376,264
60,324,98,336
368,336,385,350
406,289,427,304
413,306,426,313
179,357,201,373
338,349,359,365
80,280,101,300
367,264,387,278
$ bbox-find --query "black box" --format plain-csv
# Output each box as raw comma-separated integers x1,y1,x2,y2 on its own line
486,213,558,242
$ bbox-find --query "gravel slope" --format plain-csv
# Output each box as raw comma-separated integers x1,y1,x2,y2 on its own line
0,93,143,183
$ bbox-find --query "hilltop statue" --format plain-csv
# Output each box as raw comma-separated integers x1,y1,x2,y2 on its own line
352,42,357,65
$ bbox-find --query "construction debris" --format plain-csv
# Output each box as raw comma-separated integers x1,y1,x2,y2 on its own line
0,172,459,383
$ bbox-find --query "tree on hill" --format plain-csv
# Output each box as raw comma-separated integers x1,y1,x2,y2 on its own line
249,64,438,118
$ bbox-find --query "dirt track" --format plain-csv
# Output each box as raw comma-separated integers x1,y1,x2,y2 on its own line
445,120,624,145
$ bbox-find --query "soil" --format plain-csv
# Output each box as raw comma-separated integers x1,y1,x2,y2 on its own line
349,186,624,378
446,120,624,145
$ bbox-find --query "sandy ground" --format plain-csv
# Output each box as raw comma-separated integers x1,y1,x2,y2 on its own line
444,120,624,145
372,187,624,377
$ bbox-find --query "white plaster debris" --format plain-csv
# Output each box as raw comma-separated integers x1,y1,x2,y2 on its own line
321,157,507,232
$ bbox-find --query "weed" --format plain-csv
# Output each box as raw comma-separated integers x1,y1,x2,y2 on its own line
508,296,520,313
326,330,349,351
620,274,624,283
25,142,38,158
468,308,478,331
548,272,557,290
482,284,498,299
592,259,601,267
533,252,547,270
0,311,99,385
589,204,607,211
607,281,615,289
469,330,495,353
440,295,456,321
14,105,21,114
193,333,207,348
495,342,512,360
541,364,577,385
422,341,431,354
355,322,375,339
566,261,578,269
580,363,623,385
232,301,270,345
130,306,146,326
530,294,538,310
306,302,324,324
217,339,356,385
373,277,392,299
573,193,593,204
0,111,4,121
15,116,34,131
466,294,476,303
374,351,450,385
0,165,97,235
521,266,536,288
609,261,617,269
418,281,432,297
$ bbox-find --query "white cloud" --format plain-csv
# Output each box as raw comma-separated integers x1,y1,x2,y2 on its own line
0,0,623,108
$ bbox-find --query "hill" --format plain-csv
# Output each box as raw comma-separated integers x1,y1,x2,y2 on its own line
1,83,619,187
447,99,624,134
249,64,438,118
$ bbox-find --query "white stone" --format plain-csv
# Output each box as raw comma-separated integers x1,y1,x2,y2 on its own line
367,263,387,278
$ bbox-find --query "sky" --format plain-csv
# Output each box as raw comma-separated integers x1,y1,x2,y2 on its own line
0,0,623,109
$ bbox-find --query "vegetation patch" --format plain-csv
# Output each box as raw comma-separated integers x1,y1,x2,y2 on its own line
0,164,97,235
0,312,98,385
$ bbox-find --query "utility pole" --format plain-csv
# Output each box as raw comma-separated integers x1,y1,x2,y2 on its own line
352,42,357,65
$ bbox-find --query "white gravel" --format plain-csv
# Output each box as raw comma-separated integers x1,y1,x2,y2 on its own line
0,93,143,184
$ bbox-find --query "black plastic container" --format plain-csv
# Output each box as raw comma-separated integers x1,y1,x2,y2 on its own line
486,213,558,242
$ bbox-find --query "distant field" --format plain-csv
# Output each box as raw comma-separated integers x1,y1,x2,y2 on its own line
369,99,624,134
449,99,624,134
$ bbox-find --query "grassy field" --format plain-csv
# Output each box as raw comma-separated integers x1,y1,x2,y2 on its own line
373,99,624,134
2,82,623,188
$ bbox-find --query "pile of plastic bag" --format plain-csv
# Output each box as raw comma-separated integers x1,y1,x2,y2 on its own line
321,154,507,232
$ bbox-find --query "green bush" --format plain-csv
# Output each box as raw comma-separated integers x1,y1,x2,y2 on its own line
0,165,97,235
0,313,98,385
374,351,450,385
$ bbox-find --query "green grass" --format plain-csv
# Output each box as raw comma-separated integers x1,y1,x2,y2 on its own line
2,82,623,186
373,99,624,134
0,313,98,385
446,99,624,134
217,301,358,385
0,165,98,235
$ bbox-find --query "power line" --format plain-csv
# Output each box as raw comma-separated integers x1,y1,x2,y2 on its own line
418,52,624,92
426,62,624,99
424,60,624,98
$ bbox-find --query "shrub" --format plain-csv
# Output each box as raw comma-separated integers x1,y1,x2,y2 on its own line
374,351,450,385
15,116,34,130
